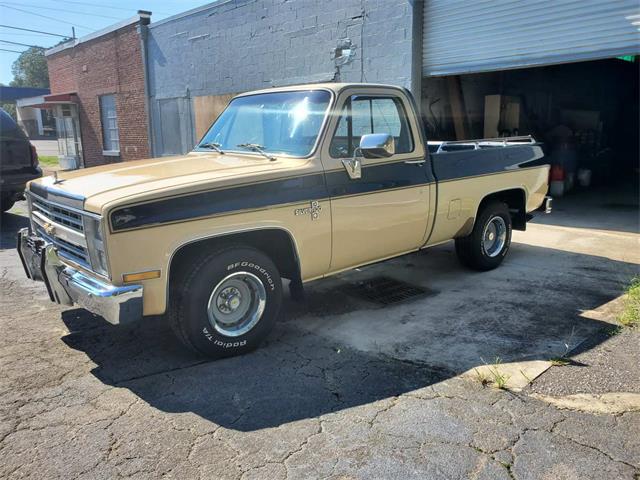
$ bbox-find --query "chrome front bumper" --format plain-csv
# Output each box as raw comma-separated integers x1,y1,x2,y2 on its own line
17,228,143,325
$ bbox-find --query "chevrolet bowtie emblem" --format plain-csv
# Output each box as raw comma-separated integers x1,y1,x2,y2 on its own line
294,200,322,220
43,222,56,236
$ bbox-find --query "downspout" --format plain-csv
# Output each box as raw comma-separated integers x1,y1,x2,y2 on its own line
137,10,154,158
410,0,424,109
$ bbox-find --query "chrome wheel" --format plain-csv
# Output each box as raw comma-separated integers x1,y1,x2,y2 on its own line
482,216,507,258
207,271,266,337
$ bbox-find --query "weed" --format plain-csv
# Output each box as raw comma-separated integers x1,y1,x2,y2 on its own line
490,357,510,389
491,369,510,389
561,326,576,357
548,327,578,366
479,356,510,389
619,277,640,327
519,369,533,384
608,325,624,337
549,357,571,366
474,368,491,387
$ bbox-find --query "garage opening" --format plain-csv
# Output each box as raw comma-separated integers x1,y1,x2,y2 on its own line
420,57,639,231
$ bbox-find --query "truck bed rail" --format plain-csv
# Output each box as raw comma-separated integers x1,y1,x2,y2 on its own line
429,135,537,154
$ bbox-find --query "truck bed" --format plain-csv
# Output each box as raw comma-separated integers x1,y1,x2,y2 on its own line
427,136,548,182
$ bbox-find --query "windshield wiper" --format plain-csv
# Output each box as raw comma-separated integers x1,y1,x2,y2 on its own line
198,142,224,154
236,143,276,161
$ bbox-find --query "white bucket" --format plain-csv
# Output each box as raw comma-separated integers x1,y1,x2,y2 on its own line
577,169,592,187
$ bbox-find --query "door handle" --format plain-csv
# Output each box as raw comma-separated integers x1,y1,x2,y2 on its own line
404,159,425,165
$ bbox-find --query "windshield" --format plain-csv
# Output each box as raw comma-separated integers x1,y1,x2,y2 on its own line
195,90,332,157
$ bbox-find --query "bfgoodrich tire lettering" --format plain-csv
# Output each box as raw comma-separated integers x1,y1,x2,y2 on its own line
455,200,512,271
169,247,282,358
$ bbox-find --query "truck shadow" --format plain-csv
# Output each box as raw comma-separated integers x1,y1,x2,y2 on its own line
0,211,29,250
60,242,638,432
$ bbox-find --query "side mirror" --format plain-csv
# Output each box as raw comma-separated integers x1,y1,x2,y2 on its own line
359,133,395,158
341,133,395,180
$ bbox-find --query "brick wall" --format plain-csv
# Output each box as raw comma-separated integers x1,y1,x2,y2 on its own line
47,23,150,167
146,0,420,155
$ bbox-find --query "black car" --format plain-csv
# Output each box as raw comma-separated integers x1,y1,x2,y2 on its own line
0,108,42,212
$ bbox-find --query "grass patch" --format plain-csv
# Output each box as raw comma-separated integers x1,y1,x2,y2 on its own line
38,155,59,167
491,366,510,390
619,277,640,327
549,357,571,366
475,357,510,389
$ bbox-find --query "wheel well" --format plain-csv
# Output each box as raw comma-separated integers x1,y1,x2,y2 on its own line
478,188,527,231
169,229,301,287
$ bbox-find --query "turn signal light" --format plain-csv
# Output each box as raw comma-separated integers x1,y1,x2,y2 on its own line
123,270,161,283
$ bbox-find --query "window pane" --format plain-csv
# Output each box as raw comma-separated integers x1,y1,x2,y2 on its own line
100,95,119,151
351,99,372,137
64,117,76,156
334,105,348,137
199,90,331,157
372,98,402,136
329,105,350,158
329,95,414,157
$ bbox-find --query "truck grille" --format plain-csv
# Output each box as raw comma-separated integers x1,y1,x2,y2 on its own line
35,226,90,267
31,195,84,233
29,194,91,268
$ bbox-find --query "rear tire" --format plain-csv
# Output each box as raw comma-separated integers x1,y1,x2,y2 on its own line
168,247,282,358
455,201,512,271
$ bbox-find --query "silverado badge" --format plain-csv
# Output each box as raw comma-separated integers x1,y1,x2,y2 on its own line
294,200,322,220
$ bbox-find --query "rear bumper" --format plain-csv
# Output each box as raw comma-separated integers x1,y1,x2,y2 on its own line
539,195,553,214
17,228,143,325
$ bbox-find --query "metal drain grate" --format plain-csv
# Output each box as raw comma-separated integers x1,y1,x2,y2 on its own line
345,276,429,306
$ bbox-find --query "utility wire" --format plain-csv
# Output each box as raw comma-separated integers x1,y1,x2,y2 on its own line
0,2,122,21
0,47,23,53
0,24,70,38
0,32,65,37
0,39,43,48
49,0,169,16
0,5,92,31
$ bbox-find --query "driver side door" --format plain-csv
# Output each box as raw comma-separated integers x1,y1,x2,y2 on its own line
320,87,432,272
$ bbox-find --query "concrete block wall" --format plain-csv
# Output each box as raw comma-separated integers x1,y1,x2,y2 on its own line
146,0,420,154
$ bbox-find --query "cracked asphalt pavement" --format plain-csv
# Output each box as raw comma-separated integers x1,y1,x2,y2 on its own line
1,192,639,480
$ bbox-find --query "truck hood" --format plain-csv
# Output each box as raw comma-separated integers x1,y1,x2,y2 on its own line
30,152,291,213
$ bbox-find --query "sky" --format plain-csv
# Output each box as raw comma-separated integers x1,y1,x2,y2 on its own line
0,0,211,85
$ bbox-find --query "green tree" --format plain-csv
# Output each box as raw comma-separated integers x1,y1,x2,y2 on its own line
0,83,16,119
0,102,17,119
10,47,49,88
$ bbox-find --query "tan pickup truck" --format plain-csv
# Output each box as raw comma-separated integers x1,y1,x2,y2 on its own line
18,83,551,358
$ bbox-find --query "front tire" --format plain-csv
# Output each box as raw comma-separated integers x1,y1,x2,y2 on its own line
455,201,512,271
169,247,282,358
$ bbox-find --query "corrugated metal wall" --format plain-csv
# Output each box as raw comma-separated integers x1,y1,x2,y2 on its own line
423,0,640,76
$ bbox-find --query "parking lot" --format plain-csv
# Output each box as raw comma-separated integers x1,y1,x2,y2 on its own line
1,188,639,480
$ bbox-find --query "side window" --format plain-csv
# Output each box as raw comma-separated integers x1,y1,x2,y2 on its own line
329,95,414,158
99,94,120,153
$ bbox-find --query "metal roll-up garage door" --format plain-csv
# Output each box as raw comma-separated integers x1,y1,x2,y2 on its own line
423,0,640,76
